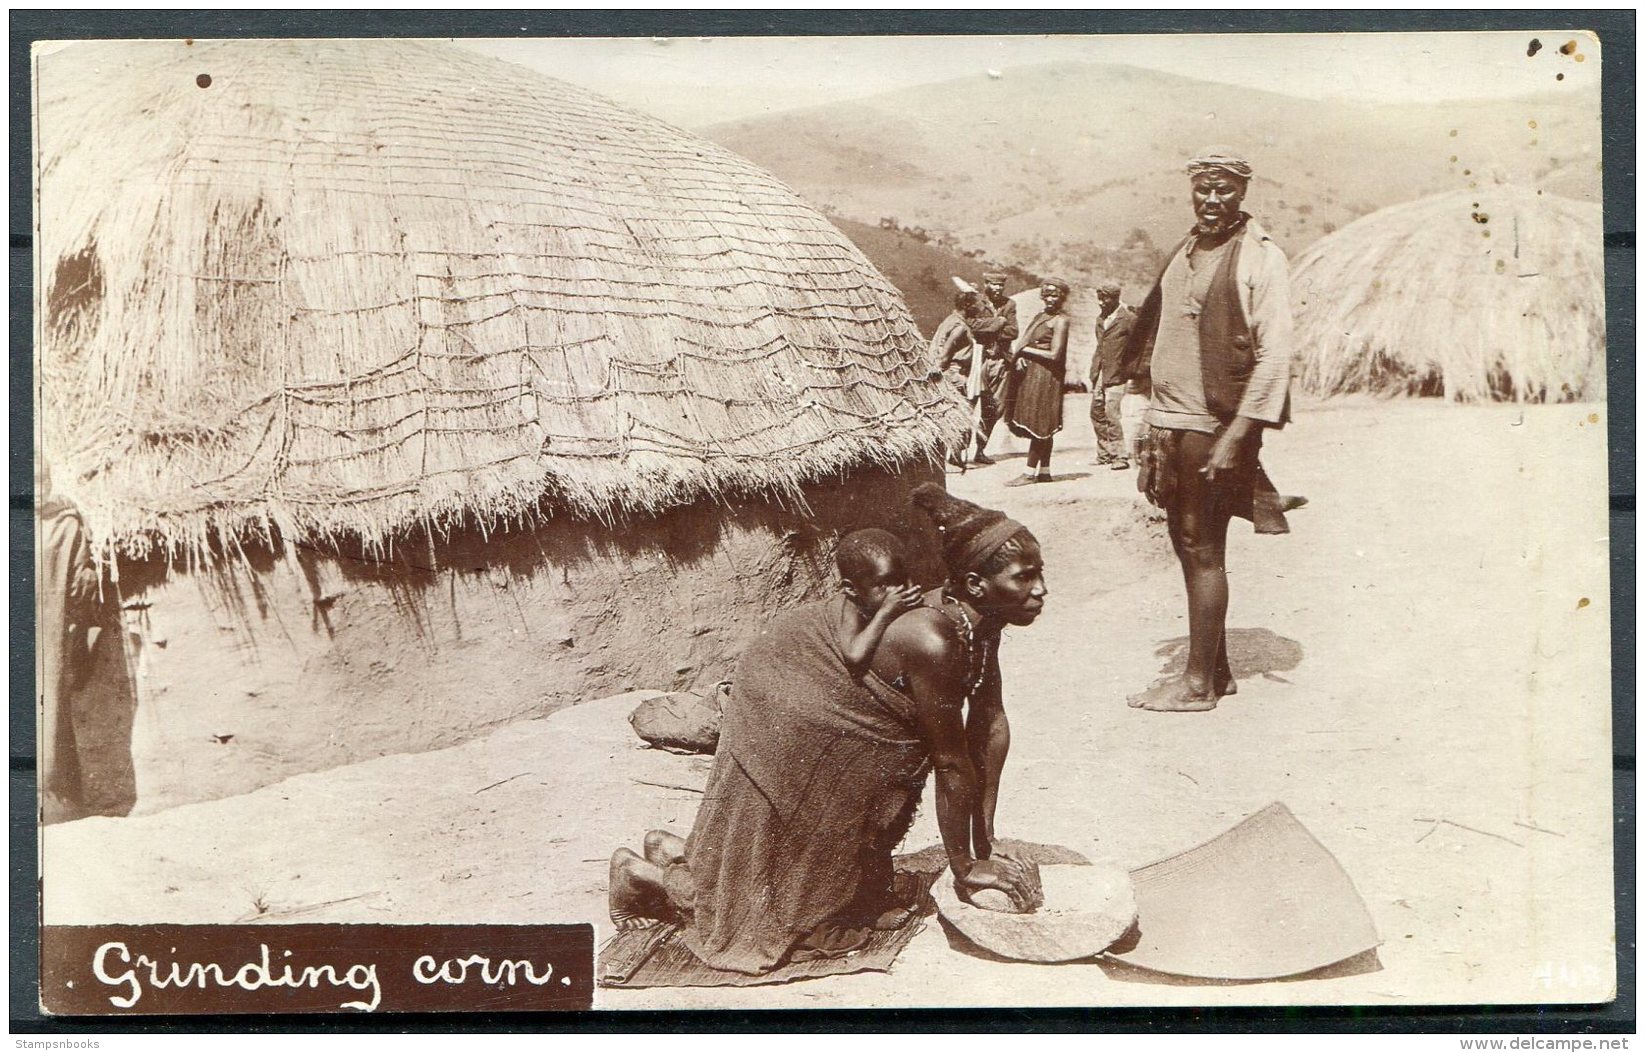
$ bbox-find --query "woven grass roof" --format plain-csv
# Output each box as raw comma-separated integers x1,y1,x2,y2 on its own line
1293,186,1605,403
37,40,964,560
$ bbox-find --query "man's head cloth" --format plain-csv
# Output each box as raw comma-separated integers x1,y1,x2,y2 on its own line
1186,147,1253,182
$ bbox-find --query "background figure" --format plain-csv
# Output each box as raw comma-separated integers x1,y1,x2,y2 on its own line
969,272,1020,464
1119,382,1151,466
930,289,996,467
1117,148,1295,713
38,459,139,823
1088,281,1138,469
1005,279,1071,486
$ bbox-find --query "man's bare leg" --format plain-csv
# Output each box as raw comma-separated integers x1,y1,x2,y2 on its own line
1215,631,1237,696
1181,515,1229,689
1131,449,1228,712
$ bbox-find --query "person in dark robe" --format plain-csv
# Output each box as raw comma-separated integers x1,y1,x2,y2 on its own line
608,489,1049,974
38,458,137,823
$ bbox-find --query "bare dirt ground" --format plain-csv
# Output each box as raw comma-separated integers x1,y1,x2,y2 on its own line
43,395,1615,1010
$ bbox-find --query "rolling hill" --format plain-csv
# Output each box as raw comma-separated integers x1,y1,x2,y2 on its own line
708,62,1602,291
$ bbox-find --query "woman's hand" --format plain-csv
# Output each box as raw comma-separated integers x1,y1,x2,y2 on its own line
994,850,1044,908
956,856,1041,912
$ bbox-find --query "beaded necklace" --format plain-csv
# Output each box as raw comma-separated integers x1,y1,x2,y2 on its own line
942,595,993,704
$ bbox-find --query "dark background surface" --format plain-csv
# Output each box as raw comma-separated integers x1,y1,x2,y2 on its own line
10,8,1635,1034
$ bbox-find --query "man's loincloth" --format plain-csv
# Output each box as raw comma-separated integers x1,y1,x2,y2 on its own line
1140,426,1290,534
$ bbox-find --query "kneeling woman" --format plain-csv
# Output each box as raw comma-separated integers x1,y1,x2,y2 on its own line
609,487,1049,974
1006,278,1072,486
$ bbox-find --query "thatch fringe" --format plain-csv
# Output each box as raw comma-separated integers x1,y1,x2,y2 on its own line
1292,186,1605,403
36,40,967,562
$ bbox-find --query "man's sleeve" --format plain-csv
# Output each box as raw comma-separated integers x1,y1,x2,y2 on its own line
1109,313,1136,353
1238,242,1295,424
999,303,1020,345
969,315,1006,339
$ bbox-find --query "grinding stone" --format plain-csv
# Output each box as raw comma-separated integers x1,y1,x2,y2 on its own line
933,862,1137,963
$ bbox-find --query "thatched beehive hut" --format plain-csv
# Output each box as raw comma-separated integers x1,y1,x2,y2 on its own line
36,40,963,810
1293,187,1605,403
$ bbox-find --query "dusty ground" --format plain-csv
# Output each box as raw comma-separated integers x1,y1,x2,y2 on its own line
43,395,1616,1010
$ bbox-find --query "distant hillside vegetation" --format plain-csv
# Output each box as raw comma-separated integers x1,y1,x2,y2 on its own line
712,62,1601,285
826,214,1038,337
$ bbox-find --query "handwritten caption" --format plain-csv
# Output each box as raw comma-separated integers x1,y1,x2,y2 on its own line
43,924,593,1014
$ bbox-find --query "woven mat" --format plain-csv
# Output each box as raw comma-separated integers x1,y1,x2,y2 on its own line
1105,801,1380,981
597,840,1081,989
598,872,937,989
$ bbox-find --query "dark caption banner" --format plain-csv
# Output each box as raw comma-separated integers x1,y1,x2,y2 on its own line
42,923,594,1014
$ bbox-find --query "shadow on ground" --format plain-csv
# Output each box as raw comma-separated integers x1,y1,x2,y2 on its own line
1096,948,1383,986
1152,627,1304,681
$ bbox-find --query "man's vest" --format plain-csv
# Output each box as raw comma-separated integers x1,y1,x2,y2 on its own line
1117,222,1290,428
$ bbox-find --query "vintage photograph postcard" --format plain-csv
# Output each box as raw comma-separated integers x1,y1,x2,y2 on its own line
32,28,1615,1016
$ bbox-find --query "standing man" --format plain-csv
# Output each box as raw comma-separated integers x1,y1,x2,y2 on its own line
968,271,1019,465
1118,148,1295,713
1087,281,1137,470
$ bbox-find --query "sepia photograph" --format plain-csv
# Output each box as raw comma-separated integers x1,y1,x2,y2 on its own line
29,24,1617,1018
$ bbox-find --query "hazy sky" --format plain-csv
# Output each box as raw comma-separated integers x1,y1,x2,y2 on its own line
463,31,1599,127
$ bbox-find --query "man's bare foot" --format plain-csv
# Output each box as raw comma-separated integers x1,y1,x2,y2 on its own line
1127,676,1219,712
790,920,872,961
609,849,668,930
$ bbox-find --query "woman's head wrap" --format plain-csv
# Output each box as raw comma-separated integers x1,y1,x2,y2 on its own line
1186,147,1254,182
911,483,1032,578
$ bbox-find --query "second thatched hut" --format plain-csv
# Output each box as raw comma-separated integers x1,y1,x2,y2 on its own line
1292,186,1605,403
37,40,965,810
